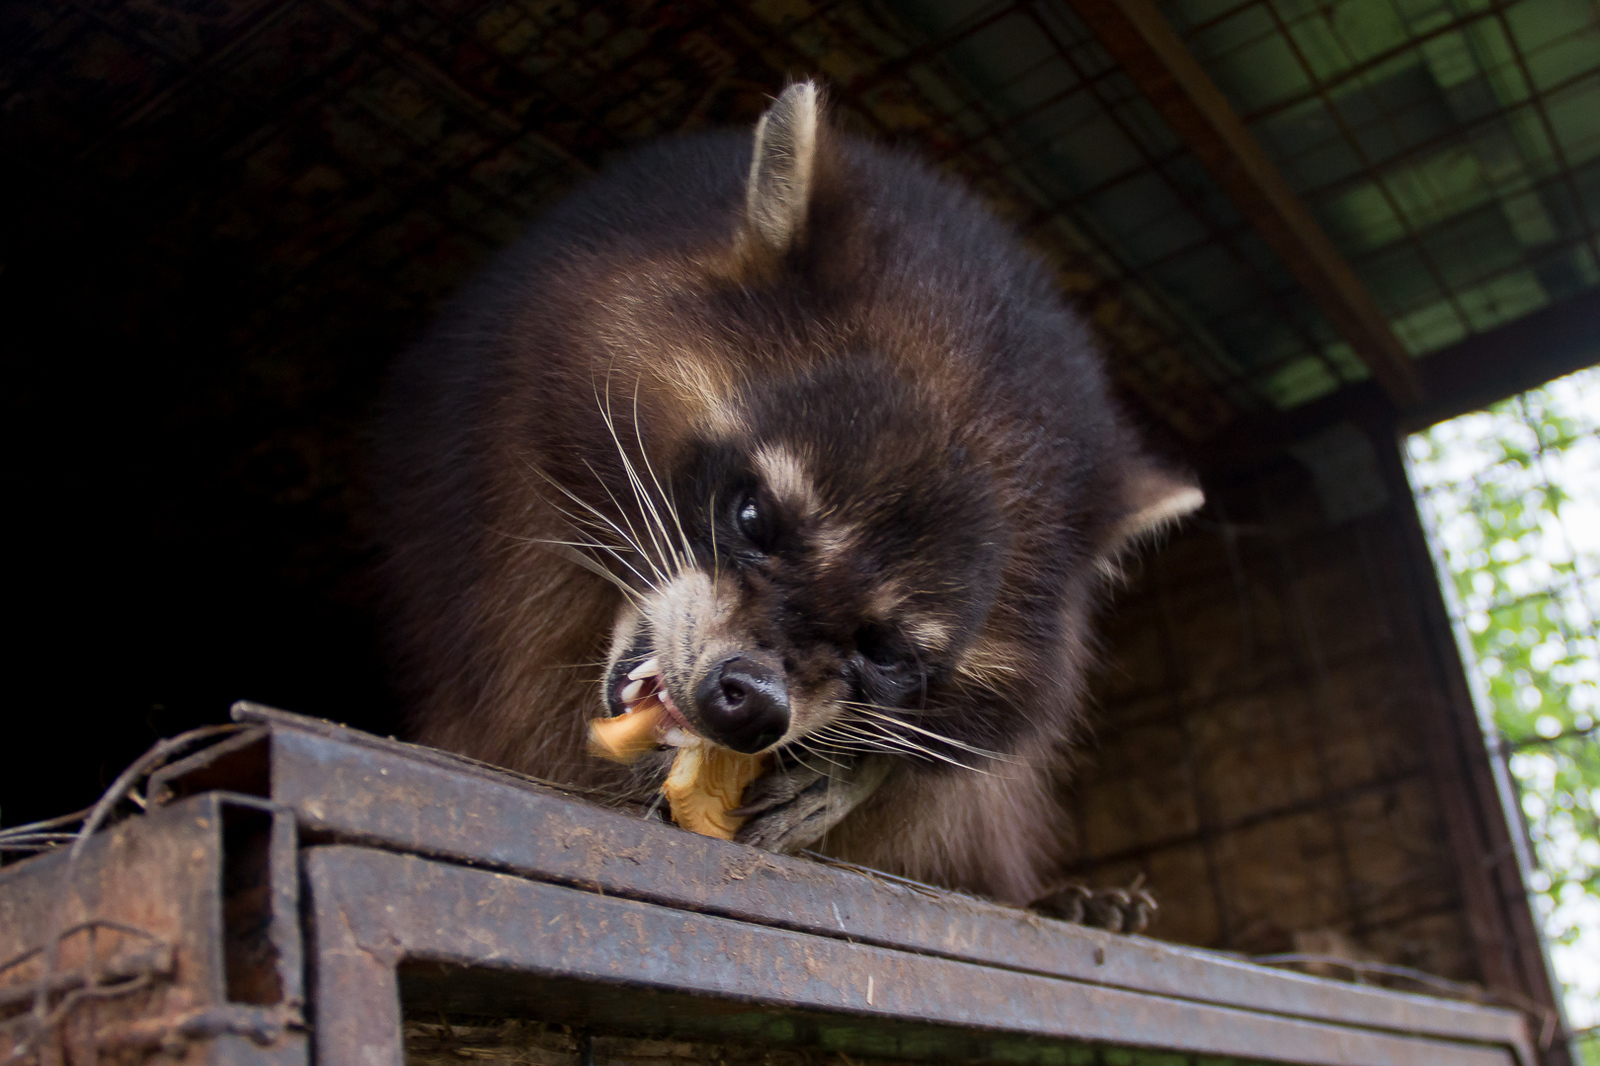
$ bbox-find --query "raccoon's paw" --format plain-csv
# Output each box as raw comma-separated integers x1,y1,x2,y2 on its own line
1031,879,1158,935
734,757,889,854
732,763,829,852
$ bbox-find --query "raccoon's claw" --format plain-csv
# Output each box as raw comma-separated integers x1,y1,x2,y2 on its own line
1031,879,1158,935
732,764,828,851
734,756,890,854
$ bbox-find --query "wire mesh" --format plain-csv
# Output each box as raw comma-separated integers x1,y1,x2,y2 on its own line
1065,463,1487,983
1163,0,1600,359
3,0,1595,445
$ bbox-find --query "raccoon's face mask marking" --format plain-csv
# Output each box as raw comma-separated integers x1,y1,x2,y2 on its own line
595,359,1007,767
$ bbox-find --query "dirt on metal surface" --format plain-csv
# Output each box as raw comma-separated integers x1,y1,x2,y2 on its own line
0,799,223,1064
250,710,1531,1055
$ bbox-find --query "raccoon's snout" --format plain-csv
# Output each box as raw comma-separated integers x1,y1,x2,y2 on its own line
694,656,789,754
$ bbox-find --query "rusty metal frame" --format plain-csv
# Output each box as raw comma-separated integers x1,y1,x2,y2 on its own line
0,792,305,1065
1368,427,1577,1060
1193,291,1600,477
3,707,1542,1064
304,844,1523,1066
175,706,1538,1064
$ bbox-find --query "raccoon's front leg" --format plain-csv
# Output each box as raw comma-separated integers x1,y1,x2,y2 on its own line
734,755,892,853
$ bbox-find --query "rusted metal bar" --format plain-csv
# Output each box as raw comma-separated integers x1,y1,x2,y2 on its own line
0,793,305,1066
303,843,1526,1066
6,709,1541,1063
1059,0,1425,407
164,704,1535,1062
303,857,403,1066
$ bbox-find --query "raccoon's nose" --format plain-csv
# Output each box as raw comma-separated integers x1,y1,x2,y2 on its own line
694,657,790,754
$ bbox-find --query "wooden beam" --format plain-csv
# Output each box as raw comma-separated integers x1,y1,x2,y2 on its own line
1410,288,1600,428
1192,290,1600,479
1063,0,1426,407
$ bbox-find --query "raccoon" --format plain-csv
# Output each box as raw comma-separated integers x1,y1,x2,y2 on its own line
375,82,1202,905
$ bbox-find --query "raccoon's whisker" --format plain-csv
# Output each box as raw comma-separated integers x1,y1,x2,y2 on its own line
579,457,672,587
525,542,645,603
790,742,854,771
632,382,696,570
596,378,684,577
839,702,1019,763
818,721,994,774
800,733,882,759
594,377,670,570
838,701,1011,752
520,537,658,594
542,486,665,592
809,721,930,758
508,517,648,579
554,450,661,581
832,706,1018,767
524,461,665,586
799,725,873,750
904,636,931,717
707,490,720,583
489,512,639,581
779,745,839,779
584,455,666,580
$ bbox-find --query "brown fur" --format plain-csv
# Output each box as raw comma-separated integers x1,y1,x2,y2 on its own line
375,84,1200,903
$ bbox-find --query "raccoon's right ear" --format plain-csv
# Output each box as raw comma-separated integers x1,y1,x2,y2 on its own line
741,81,822,259
1101,459,1205,564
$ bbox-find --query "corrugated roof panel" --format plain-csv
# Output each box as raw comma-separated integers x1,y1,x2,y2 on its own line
1393,294,1472,351
21,0,1582,432
1157,0,1600,369
881,0,1374,412
1264,352,1344,404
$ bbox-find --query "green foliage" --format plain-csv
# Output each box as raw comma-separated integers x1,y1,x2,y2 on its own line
1576,1028,1600,1066
1407,365,1600,1036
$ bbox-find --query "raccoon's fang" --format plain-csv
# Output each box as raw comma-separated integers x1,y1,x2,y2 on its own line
618,658,694,740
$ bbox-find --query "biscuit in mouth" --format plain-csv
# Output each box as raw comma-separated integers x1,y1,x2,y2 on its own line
589,657,770,840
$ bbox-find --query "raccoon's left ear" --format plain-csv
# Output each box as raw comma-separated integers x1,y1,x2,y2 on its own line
1104,460,1205,557
742,81,823,258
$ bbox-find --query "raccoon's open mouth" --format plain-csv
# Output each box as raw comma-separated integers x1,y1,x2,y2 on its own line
615,655,700,748
606,622,791,755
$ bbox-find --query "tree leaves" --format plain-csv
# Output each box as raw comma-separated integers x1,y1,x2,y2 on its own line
1407,365,1600,1034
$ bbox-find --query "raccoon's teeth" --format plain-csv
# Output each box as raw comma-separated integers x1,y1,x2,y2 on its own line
628,657,662,681
654,688,697,736
619,677,647,705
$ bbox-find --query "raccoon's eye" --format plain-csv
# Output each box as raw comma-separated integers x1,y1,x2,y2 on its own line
851,628,926,704
855,624,898,668
855,626,924,682
735,493,772,548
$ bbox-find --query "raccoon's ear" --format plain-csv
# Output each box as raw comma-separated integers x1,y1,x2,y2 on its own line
1105,460,1205,556
743,81,821,256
